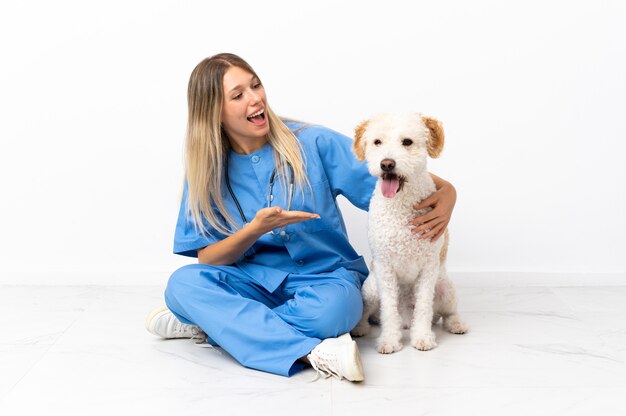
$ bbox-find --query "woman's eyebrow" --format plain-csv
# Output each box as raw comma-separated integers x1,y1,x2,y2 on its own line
226,76,259,94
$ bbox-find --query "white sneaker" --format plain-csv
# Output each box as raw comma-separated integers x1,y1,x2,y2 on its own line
307,333,364,381
145,305,205,341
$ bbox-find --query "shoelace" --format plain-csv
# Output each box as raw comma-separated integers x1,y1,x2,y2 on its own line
189,328,221,353
308,353,343,382
190,327,208,345
171,321,203,339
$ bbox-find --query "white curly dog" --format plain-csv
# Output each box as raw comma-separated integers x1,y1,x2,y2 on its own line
350,113,468,354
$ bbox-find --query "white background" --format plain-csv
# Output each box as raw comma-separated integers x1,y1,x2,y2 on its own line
1,0,624,285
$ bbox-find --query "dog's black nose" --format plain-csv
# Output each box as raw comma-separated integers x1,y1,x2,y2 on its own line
380,159,395,172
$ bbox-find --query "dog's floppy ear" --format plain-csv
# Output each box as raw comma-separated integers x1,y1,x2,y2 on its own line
423,116,444,158
353,119,369,162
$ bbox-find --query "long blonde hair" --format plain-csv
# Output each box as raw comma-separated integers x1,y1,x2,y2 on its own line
185,53,309,236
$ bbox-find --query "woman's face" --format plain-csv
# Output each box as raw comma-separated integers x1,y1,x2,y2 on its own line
221,66,269,152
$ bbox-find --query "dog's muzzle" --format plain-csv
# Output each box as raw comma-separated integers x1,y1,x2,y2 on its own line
380,159,395,172
379,159,405,198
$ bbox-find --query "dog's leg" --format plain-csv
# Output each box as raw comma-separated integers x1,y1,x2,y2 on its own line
399,287,414,329
410,258,439,351
351,274,378,337
434,267,469,334
375,262,404,354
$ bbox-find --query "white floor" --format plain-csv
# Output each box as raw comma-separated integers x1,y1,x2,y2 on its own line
1,283,626,416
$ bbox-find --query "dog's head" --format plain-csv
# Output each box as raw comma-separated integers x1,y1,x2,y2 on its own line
353,113,444,198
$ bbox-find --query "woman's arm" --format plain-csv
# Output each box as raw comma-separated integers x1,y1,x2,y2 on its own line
408,173,457,241
198,207,319,265
198,222,264,265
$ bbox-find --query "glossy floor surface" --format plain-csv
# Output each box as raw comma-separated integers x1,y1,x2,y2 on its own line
1,284,625,415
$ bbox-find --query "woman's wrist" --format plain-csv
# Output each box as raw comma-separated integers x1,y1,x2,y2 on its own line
441,179,456,198
430,173,448,190
244,219,266,240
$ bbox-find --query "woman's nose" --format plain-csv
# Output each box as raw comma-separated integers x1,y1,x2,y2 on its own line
249,90,261,104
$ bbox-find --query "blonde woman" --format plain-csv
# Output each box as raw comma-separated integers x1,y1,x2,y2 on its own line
145,53,457,381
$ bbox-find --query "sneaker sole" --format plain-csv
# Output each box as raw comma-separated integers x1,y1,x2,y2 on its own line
345,341,365,382
144,305,170,336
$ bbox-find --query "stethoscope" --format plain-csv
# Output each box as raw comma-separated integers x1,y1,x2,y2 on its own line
224,157,295,237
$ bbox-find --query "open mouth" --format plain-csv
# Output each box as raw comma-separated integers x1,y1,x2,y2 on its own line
381,173,406,198
247,109,266,126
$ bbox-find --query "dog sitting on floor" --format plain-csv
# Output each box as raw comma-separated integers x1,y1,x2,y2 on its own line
350,113,468,353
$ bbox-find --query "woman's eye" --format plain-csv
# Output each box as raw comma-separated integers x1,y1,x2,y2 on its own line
233,93,242,100
374,139,382,146
402,138,413,146
253,83,262,89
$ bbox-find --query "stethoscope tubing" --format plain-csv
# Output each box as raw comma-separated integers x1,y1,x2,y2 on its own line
225,156,295,236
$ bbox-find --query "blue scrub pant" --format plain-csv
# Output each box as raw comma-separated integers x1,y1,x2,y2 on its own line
164,264,364,377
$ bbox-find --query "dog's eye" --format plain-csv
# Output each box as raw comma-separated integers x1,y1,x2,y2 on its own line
374,139,382,146
402,138,413,146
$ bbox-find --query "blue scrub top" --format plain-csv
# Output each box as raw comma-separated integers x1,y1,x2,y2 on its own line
173,122,377,292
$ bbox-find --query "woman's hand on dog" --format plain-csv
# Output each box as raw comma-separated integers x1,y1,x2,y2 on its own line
409,175,456,241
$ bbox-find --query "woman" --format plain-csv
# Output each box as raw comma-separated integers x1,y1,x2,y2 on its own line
145,53,457,381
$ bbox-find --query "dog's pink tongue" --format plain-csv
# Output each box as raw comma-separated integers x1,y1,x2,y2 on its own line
381,177,400,198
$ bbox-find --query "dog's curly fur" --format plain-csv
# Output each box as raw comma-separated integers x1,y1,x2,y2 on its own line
350,113,468,353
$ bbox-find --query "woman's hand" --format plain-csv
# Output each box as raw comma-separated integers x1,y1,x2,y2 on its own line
409,177,456,241
198,207,318,265
249,206,320,235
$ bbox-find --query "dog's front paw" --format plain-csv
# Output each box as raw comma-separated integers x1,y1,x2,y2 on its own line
376,337,403,354
411,331,437,351
443,315,468,334
351,322,371,337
